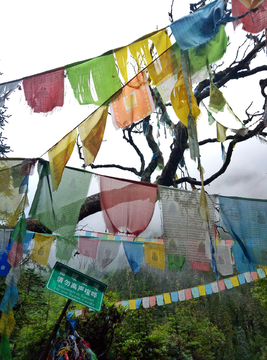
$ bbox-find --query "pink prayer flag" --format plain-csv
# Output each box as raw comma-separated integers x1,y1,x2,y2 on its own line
190,261,210,272
78,238,100,259
8,241,23,268
232,0,267,33
100,175,157,236
225,239,233,245
218,279,226,291
149,296,156,307
115,301,122,307
23,68,64,113
251,271,258,280
185,288,192,300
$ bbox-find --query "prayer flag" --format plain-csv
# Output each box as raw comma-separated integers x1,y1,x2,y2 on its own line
209,82,226,113
142,297,150,308
0,230,11,252
156,294,164,306
121,301,129,310
191,287,200,298
211,281,219,293
128,299,136,310
78,237,100,259
23,68,64,113
232,0,267,33
171,70,200,127
257,268,266,278
205,284,213,295
30,233,55,265
170,0,224,50
48,128,77,191
216,121,228,142
0,244,11,277
66,53,121,105
123,242,143,274
136,299,142,309
56,237,78,262
100,175,157,237
96,241,120,270
0,333,12,360
167,253,185,270
163,293,172,304
110,72,155,129
8,242,23,268
178,290,186,301
0,286,19,314
185,288,192,300
190,261,210,272
0,311,15,337
224,278,234,289
251,271,258,280
238,274,246,285
230,276,239,287
218,279,226,290
144,242,165,270
114,29,172,83
5,267,20,287
171,292,178,302
78,106,108,166
238,0,265,9
244,271,252,283
149,296,156,307
30,160,92,239
198,285,206,296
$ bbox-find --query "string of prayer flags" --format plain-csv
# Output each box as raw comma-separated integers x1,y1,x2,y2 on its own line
84,230,164,243
30,159,92,239
30,233,55,265
23,68,64,113
116,269,267,311
66,53,121,105
144,242,165,270
232,0,267,33
171,70,200,127
170,0,224,50
100,175,157,236
114,29,172,84
78,105,108,166
48,128,77,191
110,72,155,129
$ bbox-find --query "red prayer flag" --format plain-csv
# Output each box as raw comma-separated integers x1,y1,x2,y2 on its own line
100,175,157,237
149,296,156,307
232,0,267,33
23,68,64,113
78,237,100,259
8,241,23,268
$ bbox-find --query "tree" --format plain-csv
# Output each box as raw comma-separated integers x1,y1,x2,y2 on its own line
0,73,12,157
27,1,267,232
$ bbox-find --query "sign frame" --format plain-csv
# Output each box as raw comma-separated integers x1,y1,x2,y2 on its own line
45,261,107,312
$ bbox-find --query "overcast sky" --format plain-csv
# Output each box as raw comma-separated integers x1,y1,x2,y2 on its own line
1,0,267,202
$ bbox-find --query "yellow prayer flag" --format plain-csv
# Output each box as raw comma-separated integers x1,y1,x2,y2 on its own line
262,265,267,275
216,121,228,142
30,233,55,265
128,299,136,310
78,106,108,166
144,242,165,270
199,186,210,222
0,311,15,337
114,29,171,84
163,293,172,304
171,70,200,126
198,285,206,296
48,129,77,191
230,276,239,287
239,0,264,9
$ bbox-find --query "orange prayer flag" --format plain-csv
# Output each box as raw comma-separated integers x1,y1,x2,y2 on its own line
78,105,108,166
48,129,77,191
110,72,155,129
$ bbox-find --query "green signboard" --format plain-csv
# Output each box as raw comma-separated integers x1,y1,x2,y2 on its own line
45,262,107,312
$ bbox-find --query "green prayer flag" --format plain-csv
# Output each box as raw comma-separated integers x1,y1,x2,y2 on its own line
209,81,226,113
167,253,185,270
0,334,12,360
11,211,26,243
55,236,78,262
29,160,92,239
66,53,121,105
187,114,200,161
207,109,216,125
